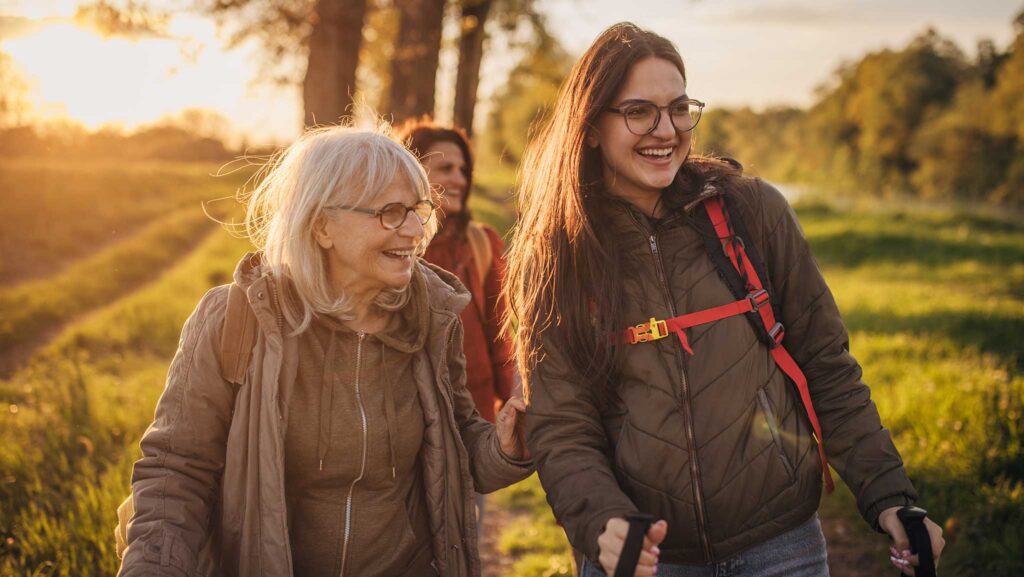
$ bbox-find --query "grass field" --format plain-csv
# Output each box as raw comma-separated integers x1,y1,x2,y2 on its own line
0,161,1020,576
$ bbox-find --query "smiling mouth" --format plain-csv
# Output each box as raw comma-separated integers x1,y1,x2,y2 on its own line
636,145,676,159
383,248,416,260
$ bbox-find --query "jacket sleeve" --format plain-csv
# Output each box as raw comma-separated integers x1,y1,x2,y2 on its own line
752,179,918,529
118,286,236,577
525,339,638,562
481,226,517,402
447,317,534,493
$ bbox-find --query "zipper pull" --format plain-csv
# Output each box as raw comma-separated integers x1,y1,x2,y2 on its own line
649,234,658,253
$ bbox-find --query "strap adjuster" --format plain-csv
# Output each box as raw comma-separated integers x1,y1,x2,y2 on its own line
626,317,670,344
768,322,785,348
746,289,770,311
721,235,745,257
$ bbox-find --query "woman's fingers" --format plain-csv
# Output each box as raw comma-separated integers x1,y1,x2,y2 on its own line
598,518,664,576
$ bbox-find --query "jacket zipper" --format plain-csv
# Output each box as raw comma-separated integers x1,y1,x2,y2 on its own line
339,332,368,577
633,212,715,563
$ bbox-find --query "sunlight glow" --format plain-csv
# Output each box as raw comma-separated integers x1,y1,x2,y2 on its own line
1,7,301,144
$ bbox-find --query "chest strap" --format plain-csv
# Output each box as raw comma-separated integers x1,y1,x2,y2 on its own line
622,196,834,493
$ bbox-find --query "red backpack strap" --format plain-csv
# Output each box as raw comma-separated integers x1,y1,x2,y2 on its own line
703,196,835,493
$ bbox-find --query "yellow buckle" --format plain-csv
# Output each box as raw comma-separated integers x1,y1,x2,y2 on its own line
627,317,669,344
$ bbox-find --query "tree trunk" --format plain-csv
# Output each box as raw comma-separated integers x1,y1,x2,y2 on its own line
389,0,447,124
303,0,369,127
453,0,493,136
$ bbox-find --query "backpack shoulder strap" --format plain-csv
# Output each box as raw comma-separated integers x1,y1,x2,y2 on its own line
466,222,493,283
698,193,835,493
219,282,259,386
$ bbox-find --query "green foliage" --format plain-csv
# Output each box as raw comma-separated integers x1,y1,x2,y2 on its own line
699,13,1024,206
492,474,575,577
481,29,573,166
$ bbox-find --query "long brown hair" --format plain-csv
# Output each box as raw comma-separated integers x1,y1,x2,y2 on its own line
394,116,475,237
505,22,739,401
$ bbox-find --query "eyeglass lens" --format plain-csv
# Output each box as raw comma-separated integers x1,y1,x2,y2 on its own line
624,101,702,135
379,201,434,229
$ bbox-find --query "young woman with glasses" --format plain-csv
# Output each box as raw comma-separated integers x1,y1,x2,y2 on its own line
505,22,943,577
117,123,532,577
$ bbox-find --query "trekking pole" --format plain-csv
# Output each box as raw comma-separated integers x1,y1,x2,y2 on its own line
897,506,937,577
612,512,654,577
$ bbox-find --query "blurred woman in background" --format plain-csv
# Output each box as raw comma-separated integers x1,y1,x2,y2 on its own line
396,118,519,538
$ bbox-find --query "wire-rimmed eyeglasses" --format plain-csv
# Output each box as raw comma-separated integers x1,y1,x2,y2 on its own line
326,199,435,230
605,97,705,136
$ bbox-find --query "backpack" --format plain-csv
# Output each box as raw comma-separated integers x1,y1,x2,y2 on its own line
621,193,835,493
465,222,493,317
115,282,259,559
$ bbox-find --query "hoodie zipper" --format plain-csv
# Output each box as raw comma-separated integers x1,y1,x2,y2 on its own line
339,332,368,577
629,211,715,563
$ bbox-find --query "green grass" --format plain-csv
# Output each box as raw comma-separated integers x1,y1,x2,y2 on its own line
0,158,249,286
797,201,1024,576
0,228,250,577
0,157,1019,576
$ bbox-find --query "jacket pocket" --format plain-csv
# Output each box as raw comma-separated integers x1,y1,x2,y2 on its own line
757,388,796,481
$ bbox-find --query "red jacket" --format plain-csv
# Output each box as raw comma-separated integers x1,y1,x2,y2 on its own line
422,224,515,422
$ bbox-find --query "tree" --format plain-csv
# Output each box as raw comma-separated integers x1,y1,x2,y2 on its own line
388,0,447,123
452,0,540,136
483,25,572,164
303,0,370,125
453,0,494,134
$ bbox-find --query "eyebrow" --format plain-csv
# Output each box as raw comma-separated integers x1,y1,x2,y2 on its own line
615,94,690,107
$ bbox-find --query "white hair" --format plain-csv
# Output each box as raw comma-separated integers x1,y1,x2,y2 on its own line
244,120,436,333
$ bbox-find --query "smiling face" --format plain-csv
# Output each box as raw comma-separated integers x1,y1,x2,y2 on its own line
315,176,426,297
421,141,468,218
589,56,692,213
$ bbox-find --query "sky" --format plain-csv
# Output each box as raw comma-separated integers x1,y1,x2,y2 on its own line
0,0,1019,145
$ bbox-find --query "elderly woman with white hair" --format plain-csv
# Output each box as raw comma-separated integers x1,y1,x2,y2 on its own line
116,124,533,577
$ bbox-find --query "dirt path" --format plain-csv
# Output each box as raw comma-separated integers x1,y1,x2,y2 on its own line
479,499,531,577
820,511,892,577
0,224,218,379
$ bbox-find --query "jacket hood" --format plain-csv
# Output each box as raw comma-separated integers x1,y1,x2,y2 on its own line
230,252,471,335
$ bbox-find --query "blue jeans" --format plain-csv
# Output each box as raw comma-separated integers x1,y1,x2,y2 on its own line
580,514,829,577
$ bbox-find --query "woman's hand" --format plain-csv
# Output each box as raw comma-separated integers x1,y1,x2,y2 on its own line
597,518,667,576
879,507,945,576
496,384,529,460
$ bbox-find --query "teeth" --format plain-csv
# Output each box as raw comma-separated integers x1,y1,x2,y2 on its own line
638,147,673,158
384,249,415,257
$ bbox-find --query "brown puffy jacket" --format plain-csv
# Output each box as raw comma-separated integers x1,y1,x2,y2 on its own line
525,177,917,565
118,253,532,577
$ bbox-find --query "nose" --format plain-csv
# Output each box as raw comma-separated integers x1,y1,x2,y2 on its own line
448,170,467,194
652,108,676,139
397,209,426,241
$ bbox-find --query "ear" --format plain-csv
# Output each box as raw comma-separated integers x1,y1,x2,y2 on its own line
313,214,333,249
585,130,600,149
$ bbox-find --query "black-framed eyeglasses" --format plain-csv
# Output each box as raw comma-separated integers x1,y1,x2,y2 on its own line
327,199,435,230
605,97,705,136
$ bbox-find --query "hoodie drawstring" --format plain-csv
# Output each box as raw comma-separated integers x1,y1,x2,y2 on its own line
381,341,398,479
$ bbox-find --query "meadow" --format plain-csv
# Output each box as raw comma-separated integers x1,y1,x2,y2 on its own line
0,161,1020,577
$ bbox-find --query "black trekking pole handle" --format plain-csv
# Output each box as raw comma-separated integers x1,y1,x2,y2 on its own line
897,506,936,577
613,512,655,577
